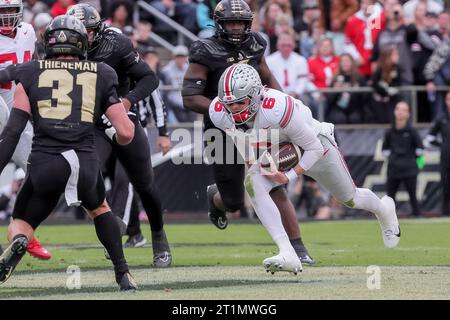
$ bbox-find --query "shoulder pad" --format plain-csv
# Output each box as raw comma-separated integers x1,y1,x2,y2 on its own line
260,89,296,129
189,37,226,64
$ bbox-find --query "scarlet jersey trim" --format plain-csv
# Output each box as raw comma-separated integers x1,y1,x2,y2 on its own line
280,96,294,128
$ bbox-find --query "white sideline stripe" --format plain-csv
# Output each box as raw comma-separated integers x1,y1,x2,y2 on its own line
122,183,134,226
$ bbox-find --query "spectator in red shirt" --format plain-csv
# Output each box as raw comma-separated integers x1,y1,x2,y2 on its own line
344,0,385,78
308,37,340,88
51,0,77,17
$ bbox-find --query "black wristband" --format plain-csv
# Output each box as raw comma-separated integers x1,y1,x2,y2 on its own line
158,125,168,137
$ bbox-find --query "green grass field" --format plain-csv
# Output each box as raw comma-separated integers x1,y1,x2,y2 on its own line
1,218,450,299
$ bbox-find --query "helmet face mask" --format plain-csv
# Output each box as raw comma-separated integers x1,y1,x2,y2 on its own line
44,15,88,59
218,64,263,124
213,0,253,45
67,3,104,51
0,0,23,36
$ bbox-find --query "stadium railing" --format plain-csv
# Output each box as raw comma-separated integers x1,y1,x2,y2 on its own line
158,85,450,128
133,0,199,49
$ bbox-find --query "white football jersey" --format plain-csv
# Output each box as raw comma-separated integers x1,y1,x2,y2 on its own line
0,22,36,109
209,88,324,171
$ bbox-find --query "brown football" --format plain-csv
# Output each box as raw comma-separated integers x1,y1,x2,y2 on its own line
260,142,303,172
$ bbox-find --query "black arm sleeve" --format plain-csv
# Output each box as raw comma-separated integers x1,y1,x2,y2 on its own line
382,129,391,151
125,59,160,105
0,64,18,85
0,108,29,173
98,64,121,114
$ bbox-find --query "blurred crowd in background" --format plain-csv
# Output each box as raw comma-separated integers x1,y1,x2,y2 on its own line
4,0,449,221
23,0,450,125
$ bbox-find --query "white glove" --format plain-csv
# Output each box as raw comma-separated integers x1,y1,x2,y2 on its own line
105,127,117,141
101,114,112,127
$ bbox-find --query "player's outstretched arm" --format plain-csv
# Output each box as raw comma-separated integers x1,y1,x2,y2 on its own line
105,103,135,146
0,64,18,86
123,58,159,109
0,84,30,173
182,63,211,115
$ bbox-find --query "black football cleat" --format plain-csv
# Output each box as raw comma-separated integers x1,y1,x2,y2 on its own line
0,236,29,284
207,184,228,230
118,272,138,291
152,229,172,268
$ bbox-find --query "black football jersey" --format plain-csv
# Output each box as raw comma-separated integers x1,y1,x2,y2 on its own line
88,28,138,98
188,32,266,128
15,60,120,153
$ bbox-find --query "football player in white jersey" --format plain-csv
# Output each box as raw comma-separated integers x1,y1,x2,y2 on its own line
0,0,51,260
209,64,401,274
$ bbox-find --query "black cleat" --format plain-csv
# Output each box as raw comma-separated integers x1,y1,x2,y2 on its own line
0,236,28,284
118,272,138,291
124,233,147,248
152,229,172,268
207,184,228,230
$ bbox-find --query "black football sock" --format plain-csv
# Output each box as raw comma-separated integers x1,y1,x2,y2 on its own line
94,212,129,283
290,238,308,255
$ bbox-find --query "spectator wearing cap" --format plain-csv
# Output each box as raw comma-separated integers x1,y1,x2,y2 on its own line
33,12,52,58
403,0,443,20
424,11,443,45
161,45,197,123
23,0,49,24
296,0,321,33
50,0,77,17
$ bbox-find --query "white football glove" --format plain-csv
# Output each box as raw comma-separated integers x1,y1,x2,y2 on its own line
105,127,117,141
101,114,112,127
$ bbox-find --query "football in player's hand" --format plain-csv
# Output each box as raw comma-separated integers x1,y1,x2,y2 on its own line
260,142,302,172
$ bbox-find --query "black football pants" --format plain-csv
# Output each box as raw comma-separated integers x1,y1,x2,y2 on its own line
386,175,421,216
95,116,164,233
